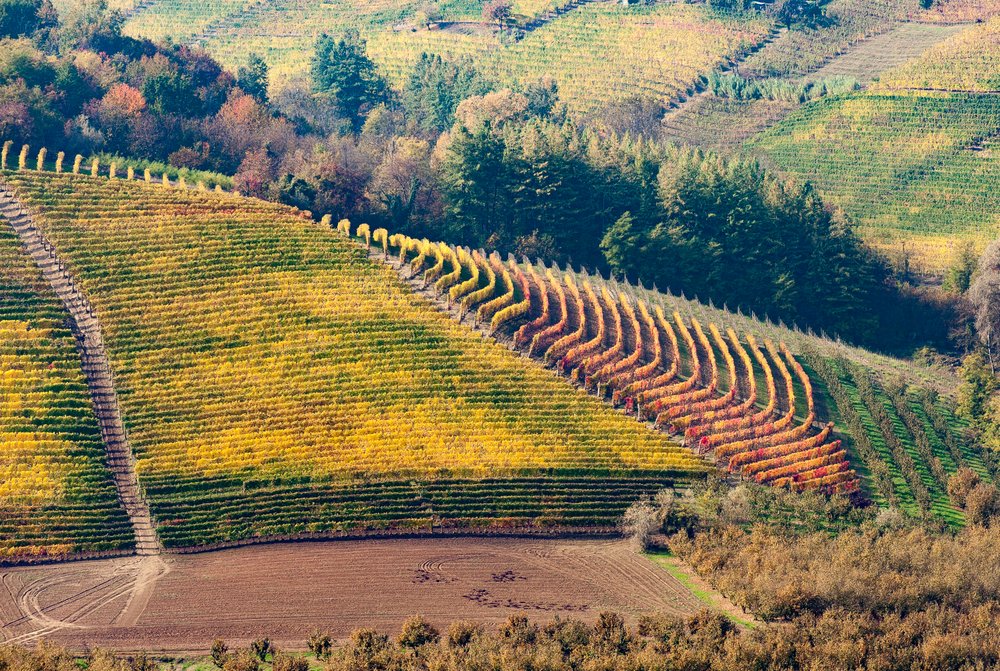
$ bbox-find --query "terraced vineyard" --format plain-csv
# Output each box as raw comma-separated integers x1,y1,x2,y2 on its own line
1,171,709,549
0,218,133,558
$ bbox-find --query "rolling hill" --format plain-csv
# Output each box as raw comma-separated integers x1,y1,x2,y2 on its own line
0,169,709,551
0,163,990,560
42,0,994,276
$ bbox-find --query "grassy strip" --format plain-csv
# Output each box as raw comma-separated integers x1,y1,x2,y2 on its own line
645,551,756,628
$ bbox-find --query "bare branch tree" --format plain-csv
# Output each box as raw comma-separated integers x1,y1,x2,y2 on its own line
969,240,1000,374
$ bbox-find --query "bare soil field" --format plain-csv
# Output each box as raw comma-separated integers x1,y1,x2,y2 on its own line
0,538,710,654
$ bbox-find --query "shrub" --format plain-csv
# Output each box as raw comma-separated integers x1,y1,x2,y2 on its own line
271,654,308,671
445,621,481,649
211,639,229,668
249,638,272,661
398,616,440,648
307,630,332,659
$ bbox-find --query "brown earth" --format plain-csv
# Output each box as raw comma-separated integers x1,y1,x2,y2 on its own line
0,538,709,654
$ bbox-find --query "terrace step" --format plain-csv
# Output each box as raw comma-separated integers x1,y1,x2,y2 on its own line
0,181,162,557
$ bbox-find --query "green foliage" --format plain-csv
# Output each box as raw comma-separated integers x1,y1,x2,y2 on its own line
0,0,51,39
707,72,859,102
776,0,827,28
943,242,978,294
401,54,492,133
958,351,999,450
606,148,892,344
311,31,390,131
237,53,269,104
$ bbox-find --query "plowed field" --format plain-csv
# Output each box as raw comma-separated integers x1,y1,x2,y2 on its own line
0,538,711,653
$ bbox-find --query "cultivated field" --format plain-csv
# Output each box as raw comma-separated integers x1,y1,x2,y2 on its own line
749,90,1000,274
0,217,132,558
0,171,706,549
0,538,713,652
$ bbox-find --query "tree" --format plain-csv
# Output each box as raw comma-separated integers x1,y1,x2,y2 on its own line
310,31,389,131
944,242,978,294
0,0,50,38
397,616,440,648
947,467,981,508
483,0,512,30
969,240,1000,373
402,54,492,133
307,630,332,659
210,640,229,668
233,148,273,198
776,0,824,28
237,54,269,104
249,638,272,662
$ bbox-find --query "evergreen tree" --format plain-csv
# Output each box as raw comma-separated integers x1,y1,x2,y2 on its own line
237,53,269,104
401,54,491,133
311,31,389,131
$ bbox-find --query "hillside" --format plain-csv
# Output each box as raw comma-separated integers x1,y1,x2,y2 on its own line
0,211,132,557
373,227,985,523
120,1,772,116
743,16,1000,274
0,170,711,550
0,164,988,557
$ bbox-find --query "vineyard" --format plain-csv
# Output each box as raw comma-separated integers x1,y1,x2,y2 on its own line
0,217,133,557
363,225,987,520
875,16,1000,92
119,0,772,117
0,170,710,549
0,159,991,559
375,230,860,492
749,90,1000,274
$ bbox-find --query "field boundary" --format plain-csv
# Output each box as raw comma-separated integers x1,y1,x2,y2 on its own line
164,525,623,555
0,183,160,558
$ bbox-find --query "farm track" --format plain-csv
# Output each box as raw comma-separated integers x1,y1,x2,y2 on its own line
0,538,716,652
660,25,785,127
0,185,160,558
0,556,168,647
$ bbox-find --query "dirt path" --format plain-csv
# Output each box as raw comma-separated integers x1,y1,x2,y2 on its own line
0,538,716,653
0,186,160,556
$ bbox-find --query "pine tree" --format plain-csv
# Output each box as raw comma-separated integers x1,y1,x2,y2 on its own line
311,31,389,131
